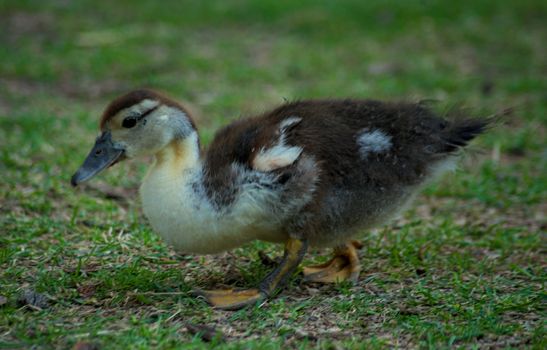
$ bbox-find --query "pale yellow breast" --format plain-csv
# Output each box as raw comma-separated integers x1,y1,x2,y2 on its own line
140,157,286,254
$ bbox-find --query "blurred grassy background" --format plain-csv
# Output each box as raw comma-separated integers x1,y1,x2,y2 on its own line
0,0,545,349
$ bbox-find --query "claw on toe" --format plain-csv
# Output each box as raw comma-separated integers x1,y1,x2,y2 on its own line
303,241,362,283
192,288,265,310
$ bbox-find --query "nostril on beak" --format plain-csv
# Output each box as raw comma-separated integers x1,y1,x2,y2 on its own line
95,149,103,156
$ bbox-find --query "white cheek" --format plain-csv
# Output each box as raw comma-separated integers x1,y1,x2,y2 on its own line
118,142,137,157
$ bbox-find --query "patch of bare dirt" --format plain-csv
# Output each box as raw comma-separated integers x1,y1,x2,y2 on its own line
3,11,56,43
0,78,46,98
409,196,545,233
57,75,130,101
186,323,225,343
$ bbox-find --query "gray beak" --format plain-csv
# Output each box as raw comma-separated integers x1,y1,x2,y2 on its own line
71,131,125,187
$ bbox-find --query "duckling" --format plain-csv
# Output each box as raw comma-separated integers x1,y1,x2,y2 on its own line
71,89,490,310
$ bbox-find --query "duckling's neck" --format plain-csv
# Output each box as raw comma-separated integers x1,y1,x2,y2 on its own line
153,131,202,174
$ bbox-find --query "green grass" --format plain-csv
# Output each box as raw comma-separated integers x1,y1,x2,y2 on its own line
1,0,545,348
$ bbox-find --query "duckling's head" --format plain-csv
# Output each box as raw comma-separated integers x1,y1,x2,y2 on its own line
71,89,196,186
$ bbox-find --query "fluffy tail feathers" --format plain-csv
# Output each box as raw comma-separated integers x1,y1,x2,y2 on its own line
440,117,493,153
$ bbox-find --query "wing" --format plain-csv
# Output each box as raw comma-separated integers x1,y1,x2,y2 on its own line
203,112,312,209
203,98,455,210
251,116,303,171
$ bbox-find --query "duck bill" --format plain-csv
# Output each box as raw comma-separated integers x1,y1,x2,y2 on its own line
71,131,125,187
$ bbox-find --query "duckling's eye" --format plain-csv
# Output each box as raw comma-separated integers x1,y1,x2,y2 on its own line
122,117,137,129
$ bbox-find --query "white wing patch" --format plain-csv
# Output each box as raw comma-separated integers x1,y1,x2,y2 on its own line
280,116,302,129
253,144,303,171
253,116,303,172
357,129,392,158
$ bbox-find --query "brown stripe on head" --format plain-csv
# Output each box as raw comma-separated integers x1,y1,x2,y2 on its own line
99,89,195,130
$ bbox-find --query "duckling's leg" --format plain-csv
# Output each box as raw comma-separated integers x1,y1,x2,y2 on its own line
194,238,307,310
303,240,362,283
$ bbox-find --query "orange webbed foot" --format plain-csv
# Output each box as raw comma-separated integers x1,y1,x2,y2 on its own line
193,288,265,310
303,240,362,283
